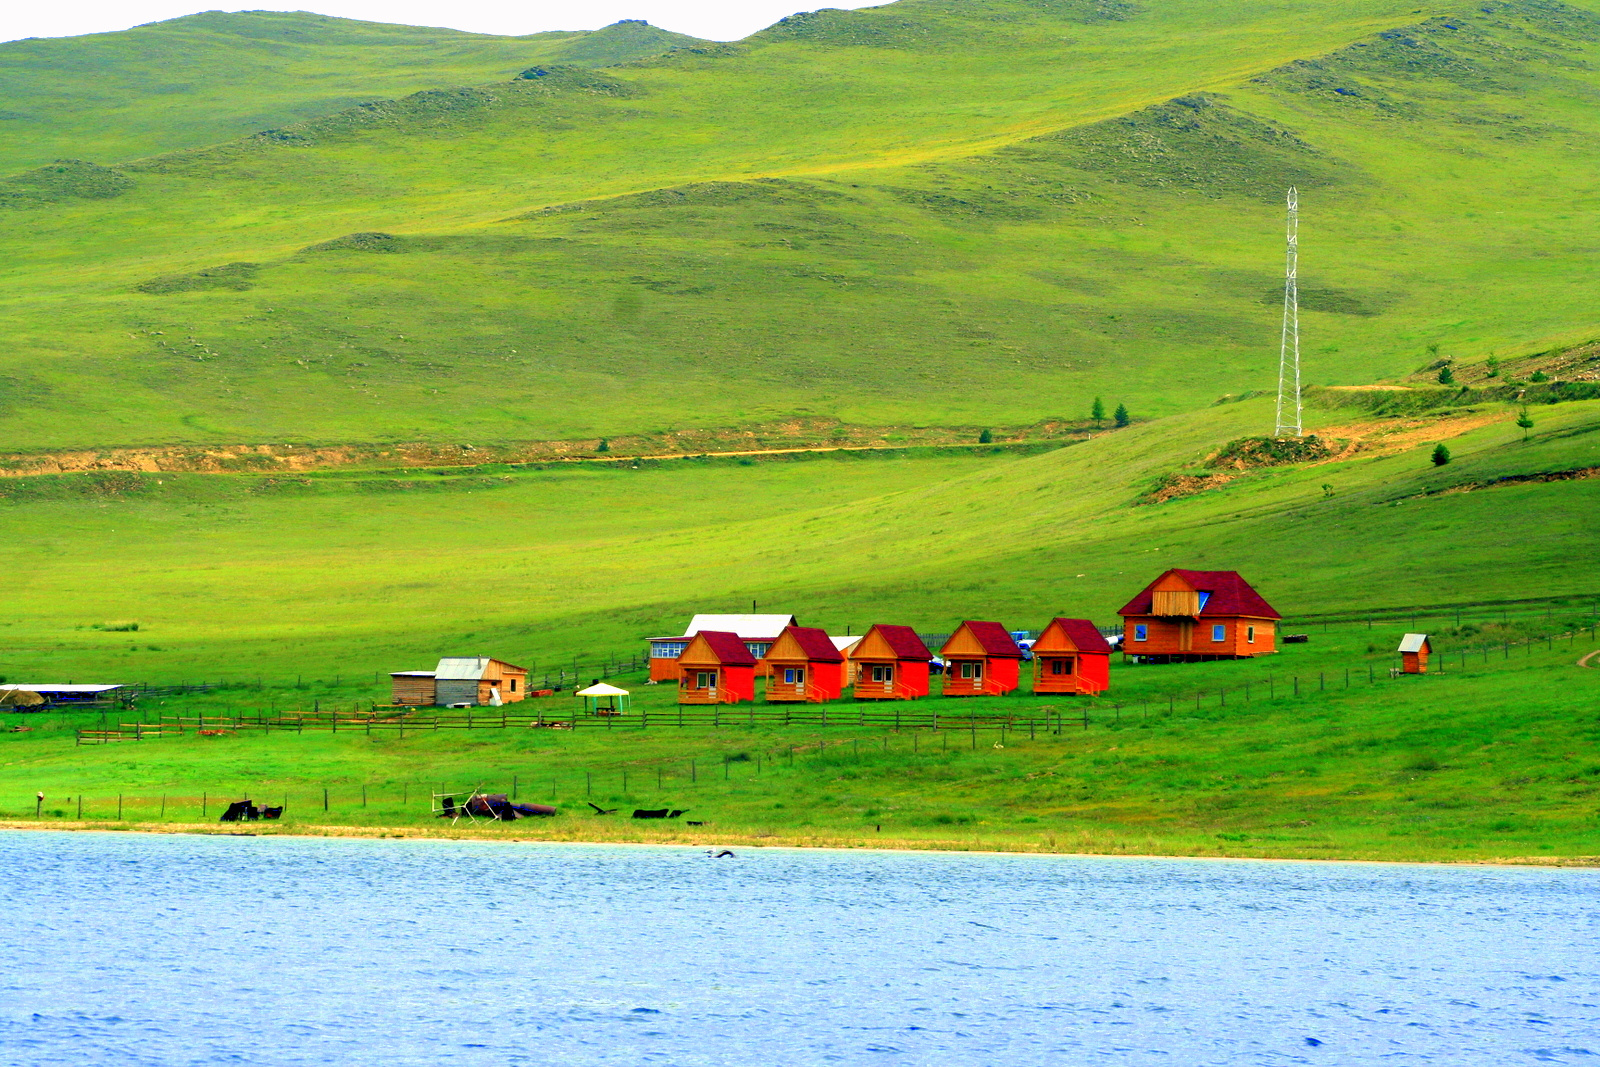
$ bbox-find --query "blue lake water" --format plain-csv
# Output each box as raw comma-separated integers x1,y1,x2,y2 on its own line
0,832,1595,1066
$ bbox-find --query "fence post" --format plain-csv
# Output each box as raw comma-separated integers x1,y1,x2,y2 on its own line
323,788,328,811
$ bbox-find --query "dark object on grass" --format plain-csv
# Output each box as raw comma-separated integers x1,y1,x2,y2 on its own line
463,794,556,821
220,800,265,822
632,808,689,819
260,805,284,820
1283,634,1310,644
686,820,706,826
588,802,619,815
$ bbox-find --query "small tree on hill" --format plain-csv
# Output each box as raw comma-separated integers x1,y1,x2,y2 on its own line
978,428,993,444
1530,369,1549,383
1114,403,1130,428
1516,407,1534,442
1431,443,1451,466
597,438,610,452
1437,365,1455,385
1091,397,1105,424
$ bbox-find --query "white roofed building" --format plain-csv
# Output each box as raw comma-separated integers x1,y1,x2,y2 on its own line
646,613,797,680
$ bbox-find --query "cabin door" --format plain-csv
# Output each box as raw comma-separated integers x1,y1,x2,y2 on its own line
1178,621,1193,652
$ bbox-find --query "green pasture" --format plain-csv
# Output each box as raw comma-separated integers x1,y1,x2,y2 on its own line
1,393,1596,683
5,0,1600,446
4,618,1596,862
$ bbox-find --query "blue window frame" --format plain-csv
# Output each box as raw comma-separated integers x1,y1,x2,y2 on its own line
1134,624,1148,642
1212,624,1226,642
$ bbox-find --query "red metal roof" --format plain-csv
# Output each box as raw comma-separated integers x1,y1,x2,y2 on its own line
864,624,932,661
694,630,758,665
954,620,1024,659
1046,618,1113,654
777,625,844,663
1117,569,1281,620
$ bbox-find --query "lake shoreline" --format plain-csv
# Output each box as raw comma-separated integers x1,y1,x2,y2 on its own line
3,820,1595,868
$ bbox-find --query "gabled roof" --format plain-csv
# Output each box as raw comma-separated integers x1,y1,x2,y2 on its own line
1041,618,1113,654
1117,569,1281,620
945,620,1023,659
577,682,630,696
831,636,861,654
389,671,436,678
858,624,932,661
1398,633,1431,653
434,656,527,680
685,630,758,666
771,625,844,662
648,613,798,642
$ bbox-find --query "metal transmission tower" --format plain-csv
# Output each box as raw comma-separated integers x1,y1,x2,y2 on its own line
1274,187,1302,437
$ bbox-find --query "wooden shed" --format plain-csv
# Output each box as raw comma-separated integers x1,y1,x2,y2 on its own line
433,657,529,707
677,630,757,705
389,671,436,706
849,625,932,700
762,625,846,703
1398,633,1432,674
939,621,1024,697
1032,618,1113,694
646,613,797,681
1118,569,1281,662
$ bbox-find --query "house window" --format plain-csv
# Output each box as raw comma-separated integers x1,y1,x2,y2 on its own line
1050,657,1075,676
696,671,718,689
653,642,687,659
783,667,805,685
508,678,517,692
1197,591,1212,612
959,662,983,680
1247,626,1256,644
748,643,771,658
1134,624,1148,642
1212,624,1226,642
869,664,894,683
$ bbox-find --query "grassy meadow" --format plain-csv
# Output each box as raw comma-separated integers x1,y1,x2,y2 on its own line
4,611,1596,863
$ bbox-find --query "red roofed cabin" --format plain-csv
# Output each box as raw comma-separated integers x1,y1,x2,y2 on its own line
1119,569,1280,662
762,626,846,703
677,631,757,704
1031,618,1113,694
849,625,932,700
940,621,1024,697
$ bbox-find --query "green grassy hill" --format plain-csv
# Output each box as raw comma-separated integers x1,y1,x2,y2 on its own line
5,0,1599,448
0,12,709,172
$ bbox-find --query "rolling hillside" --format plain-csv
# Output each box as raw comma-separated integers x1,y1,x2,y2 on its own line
4,0,1599,449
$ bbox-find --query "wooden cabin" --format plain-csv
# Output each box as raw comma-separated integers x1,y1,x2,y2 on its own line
389,671,436,706
1031,618,1113,694
762,625,846,703
833,636,863,685
646,613,797,681
1398,633,1432,674
1118,569,1281,662
939,621,1024,697
677,630,757,704
433,657,529,707
849,625,932,700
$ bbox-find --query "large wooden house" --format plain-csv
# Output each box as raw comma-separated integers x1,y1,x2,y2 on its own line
1118,569,1280,662
939,621,1024,696
762,625,846,703
1031,618,1112,694
676,630,757,704
646,613,797,681
849,625,933,700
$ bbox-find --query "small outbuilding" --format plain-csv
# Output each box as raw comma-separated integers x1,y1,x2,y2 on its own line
849,625,933,700
577,681,631,716
939,621,1024,696
433,657,529,707
1398,633,1432,674
762,625,846,703
1031,618,1113,694
646,613,798,681
389,671,437,706
677,630,757,704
